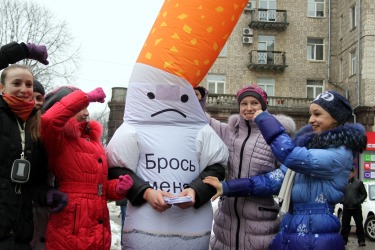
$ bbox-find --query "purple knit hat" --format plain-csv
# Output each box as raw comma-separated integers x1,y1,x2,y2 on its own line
237,85,268,110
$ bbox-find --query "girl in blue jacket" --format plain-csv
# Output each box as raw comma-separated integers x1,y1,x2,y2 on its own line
252,90,367,250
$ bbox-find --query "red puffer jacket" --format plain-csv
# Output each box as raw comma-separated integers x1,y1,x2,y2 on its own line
41,90,125,250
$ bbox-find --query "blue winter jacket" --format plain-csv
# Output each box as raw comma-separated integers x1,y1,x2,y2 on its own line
254,111,367,250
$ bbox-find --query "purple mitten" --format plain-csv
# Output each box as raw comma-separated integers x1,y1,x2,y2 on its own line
46,189,68,213
26,43,49,65
115,175,133,195
86,87,106,103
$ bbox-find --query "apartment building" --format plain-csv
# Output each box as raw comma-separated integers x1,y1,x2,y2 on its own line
199,0,375,130
108,0,375,141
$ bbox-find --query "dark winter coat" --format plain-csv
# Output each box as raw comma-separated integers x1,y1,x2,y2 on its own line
342,177,367,209
41,90,125,250
0,97,50,249
0,42,29,70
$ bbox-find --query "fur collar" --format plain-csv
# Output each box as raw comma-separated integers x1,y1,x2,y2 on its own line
227,113,296,136
294,123,367,155
64,118,103,142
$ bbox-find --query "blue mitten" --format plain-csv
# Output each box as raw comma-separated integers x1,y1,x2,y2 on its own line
46,189,68,213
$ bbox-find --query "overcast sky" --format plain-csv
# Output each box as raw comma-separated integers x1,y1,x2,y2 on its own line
33,0,164,114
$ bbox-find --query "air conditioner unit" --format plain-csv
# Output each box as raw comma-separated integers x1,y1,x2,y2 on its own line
244,1,255,12
243,27,253,36
242,36,253,44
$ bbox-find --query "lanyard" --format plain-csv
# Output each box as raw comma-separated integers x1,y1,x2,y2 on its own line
15,117,26,159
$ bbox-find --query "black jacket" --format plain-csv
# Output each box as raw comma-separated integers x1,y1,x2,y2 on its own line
0,42,29,70
108,163,225,209
342,177,367,209
0,97,50,249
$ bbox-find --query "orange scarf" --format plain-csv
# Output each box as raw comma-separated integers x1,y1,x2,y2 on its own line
2,93,35,122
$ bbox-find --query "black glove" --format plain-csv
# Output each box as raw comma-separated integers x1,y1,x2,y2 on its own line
46,189,68,213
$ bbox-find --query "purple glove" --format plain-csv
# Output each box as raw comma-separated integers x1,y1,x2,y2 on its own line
46,189,68,213
115,175,133,195
26,43,49,65
87,87,106,103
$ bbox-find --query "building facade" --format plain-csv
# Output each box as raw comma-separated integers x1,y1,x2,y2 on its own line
108,0,375,140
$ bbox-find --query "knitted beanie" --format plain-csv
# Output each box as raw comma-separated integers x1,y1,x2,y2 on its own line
236,85,268,111
33,80,45,96
312,90,352,125
194,86,207,99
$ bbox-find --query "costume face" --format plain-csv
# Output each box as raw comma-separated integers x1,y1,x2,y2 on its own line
33,91,45,109
124,81,207,125
239,96,262,120
309,103,338,132
75,108,89,122
1,68,33,100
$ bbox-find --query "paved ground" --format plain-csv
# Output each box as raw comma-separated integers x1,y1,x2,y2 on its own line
346,227,374,250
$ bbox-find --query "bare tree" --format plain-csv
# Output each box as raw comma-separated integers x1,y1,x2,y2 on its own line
90,107,110,146
0,0,80,91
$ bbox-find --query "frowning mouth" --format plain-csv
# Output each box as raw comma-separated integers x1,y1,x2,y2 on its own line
151,109,186,118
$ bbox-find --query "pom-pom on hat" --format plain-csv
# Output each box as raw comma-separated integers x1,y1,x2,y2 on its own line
42,86,80,112
33,80,45,96
312,90,353,125
237,85,268,111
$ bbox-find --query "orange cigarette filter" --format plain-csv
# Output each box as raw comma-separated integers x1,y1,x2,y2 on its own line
137,0,248,88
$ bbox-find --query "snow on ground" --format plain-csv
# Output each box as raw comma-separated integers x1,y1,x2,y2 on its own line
108,202,122,250
109,199,219,250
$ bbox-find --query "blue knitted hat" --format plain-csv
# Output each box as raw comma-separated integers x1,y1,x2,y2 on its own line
312,90,352,125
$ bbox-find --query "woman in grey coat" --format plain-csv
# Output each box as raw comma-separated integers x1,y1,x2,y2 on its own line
204,85,296,250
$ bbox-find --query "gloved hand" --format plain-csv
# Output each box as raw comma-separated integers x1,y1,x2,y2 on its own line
46,189,68,213
87,87,106,103
26,43,49,65
115,175,133,195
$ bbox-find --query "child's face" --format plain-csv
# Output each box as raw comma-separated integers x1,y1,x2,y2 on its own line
75,108,90,122
1,68,33,101
309,103,338,133
194,89,202,100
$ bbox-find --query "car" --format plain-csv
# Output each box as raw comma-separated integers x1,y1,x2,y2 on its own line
335,181,375,241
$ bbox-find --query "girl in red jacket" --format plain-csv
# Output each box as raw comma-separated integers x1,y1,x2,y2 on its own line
41,86,132,250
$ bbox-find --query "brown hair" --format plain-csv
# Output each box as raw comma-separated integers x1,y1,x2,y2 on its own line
1,64,41,142
1,64,33,84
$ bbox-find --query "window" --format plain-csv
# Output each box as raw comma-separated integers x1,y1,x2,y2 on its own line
259,0,277,22
308,0,325,17
351,4,357,29
207,74,225,94
257,78,274,105
350,50,357,75
258,35,275,64
307,38,324,61
339,15,343,38
218,43,227,57
307,80,323,99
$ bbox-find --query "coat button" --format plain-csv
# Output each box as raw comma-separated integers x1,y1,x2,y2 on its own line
98,158,102,163
98,219,103,224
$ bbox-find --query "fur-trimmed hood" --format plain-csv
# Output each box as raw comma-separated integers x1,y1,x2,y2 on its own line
294,123,367,155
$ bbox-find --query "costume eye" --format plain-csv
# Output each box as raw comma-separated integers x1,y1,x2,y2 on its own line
180,94,189,103
147,92,155,99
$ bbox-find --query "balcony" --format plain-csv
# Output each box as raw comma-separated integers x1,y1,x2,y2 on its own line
205,94,313,126
250,9,289,31
248,50,287,72
206,94,312,109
